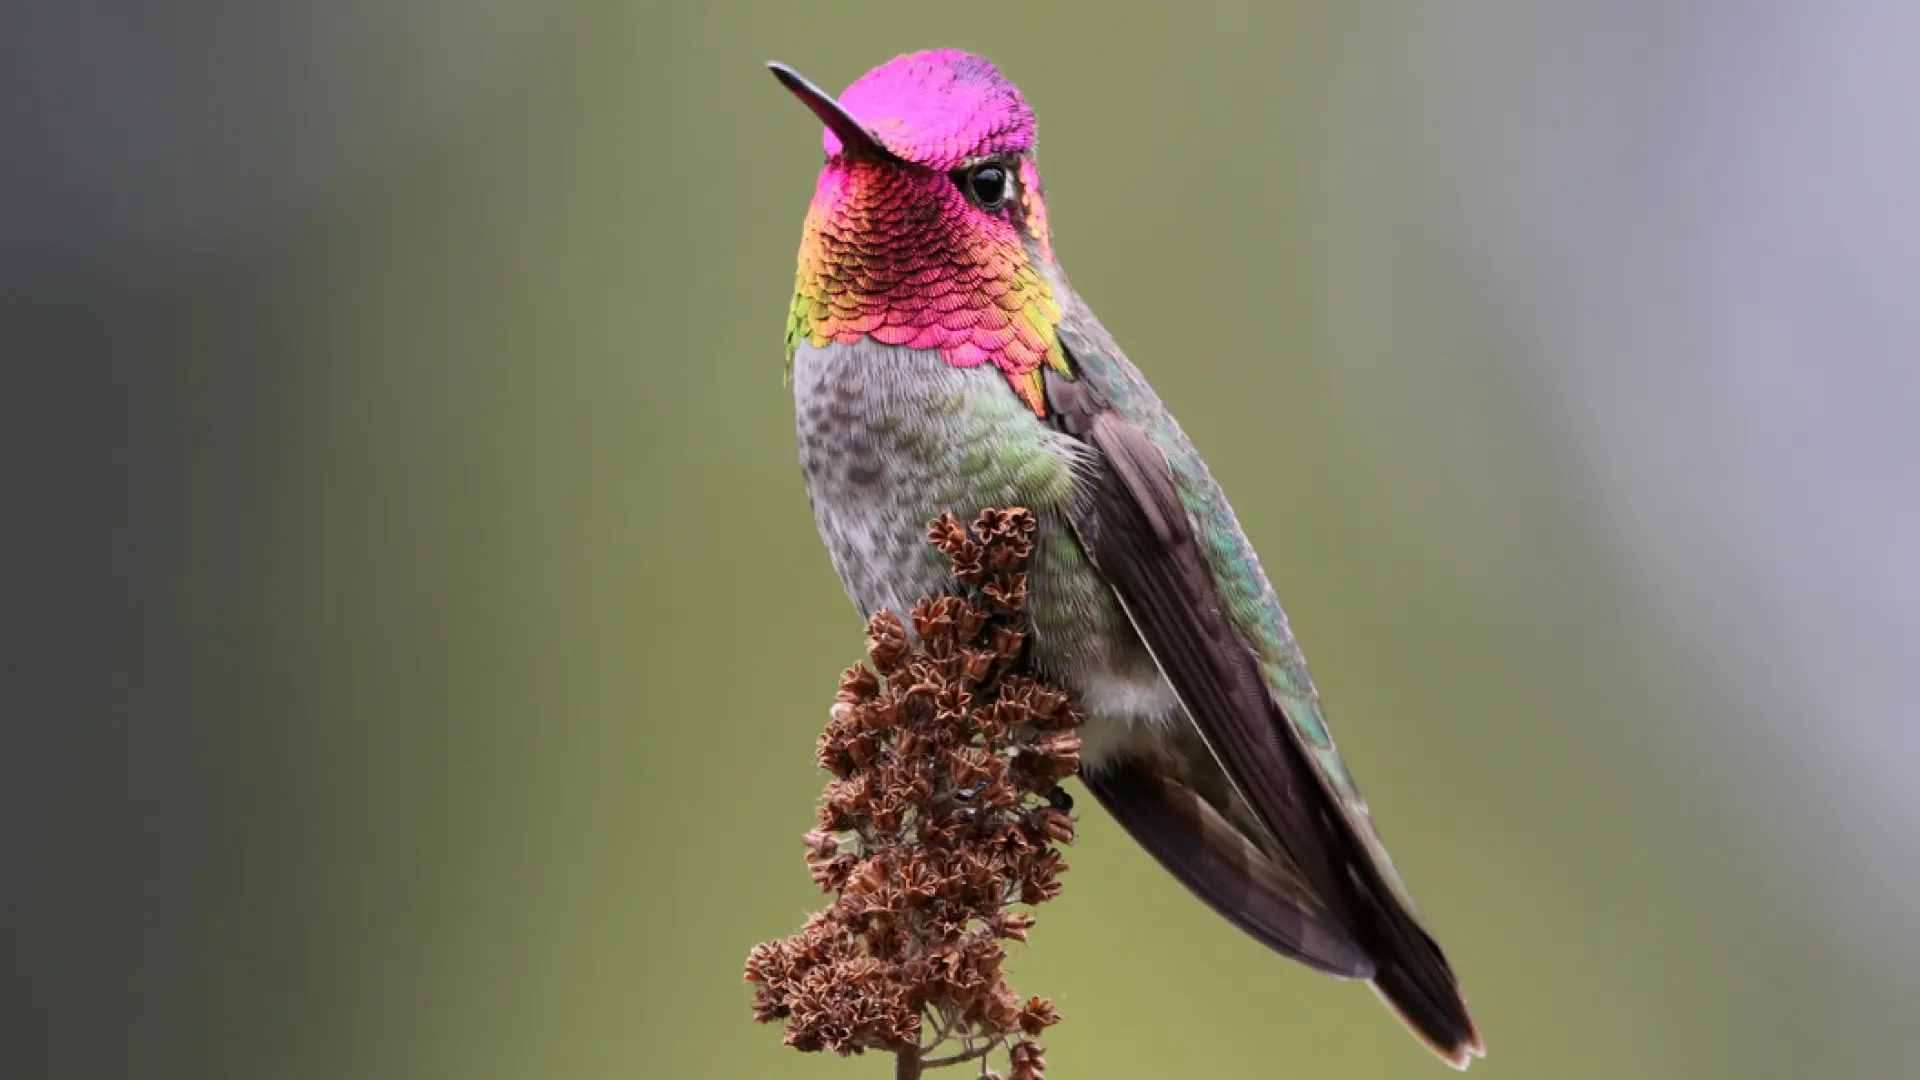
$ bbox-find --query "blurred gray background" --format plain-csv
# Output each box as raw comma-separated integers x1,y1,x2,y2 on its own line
5,2,1915,1078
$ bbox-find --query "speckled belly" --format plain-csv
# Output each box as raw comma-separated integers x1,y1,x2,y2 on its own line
791,339,1181,766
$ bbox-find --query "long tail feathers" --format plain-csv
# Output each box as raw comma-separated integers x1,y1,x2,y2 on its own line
1084,762,1377,979
1359,893,1485,1069
1090,758,1485,1067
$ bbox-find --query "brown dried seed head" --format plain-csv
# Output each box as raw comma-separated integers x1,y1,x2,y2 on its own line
1041,729,1084,763
821,770,871,814
803,828,838,861
1008,1039,1048,1080
991,625,1026,661
950,540,986,583
743,939,785,985
911,596,954,640
837,664,880,703
977,986,1023,1032
1018,996,1060,1037
865,610,910,673
947,745,1007,789
983,574,1030,613
973,506,1037,543
748,507,1077,1075
1023,685,1068,720
995,821,1036,859
844,855,890,899
956,604,991,641
972,708,1007,743
1030,808,1076,845
992,910,1036,942
982,698,1028,733
815,735,853,779
809,854,856,892
896,857,941,902
977,775,1018,810
962,647,997,682
933,683,971,721
926,511,969,555
988,547,1027,574
894,728,924,761
1019,851,1067,905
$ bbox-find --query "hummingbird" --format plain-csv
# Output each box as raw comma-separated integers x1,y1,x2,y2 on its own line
769,50,1484,1068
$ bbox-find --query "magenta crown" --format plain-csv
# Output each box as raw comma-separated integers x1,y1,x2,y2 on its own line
824,50,1036,169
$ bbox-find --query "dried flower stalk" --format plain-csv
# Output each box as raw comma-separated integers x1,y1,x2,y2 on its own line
746,508,1082,1080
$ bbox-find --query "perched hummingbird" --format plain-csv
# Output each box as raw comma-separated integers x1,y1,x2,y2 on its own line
770,51,1483,1068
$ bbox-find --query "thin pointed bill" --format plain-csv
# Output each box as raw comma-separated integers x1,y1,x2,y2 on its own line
766,62,900,162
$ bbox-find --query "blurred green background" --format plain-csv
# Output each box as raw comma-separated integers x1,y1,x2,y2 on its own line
9,2,1918,1079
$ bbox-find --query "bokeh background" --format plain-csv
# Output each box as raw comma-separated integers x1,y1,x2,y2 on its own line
7,2,1918,1078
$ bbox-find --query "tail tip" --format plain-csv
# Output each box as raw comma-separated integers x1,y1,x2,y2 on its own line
1439,1034,1487,1071
1431,1029,1485,1070
1368,979,1484,1069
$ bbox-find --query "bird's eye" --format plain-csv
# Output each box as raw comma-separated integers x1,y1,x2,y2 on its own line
964,164,1009,209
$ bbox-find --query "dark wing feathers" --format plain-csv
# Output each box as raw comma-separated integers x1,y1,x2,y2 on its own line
1045,366,1483,1068
1050,371,1356,914
1092,414,1352,894
1083,758,1374,978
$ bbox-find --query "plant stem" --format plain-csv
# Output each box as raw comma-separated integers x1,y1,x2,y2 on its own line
896,1046,922,1080
922,1036,1004,1070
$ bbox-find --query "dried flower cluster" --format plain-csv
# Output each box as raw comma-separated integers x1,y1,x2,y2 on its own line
746,508,1083,1080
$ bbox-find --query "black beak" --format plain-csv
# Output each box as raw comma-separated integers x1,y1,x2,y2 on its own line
767,62,900,161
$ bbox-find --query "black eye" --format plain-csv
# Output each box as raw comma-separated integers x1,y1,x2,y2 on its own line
964,164,1009,209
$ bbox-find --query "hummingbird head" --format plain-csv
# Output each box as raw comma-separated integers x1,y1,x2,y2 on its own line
770,51,1068,414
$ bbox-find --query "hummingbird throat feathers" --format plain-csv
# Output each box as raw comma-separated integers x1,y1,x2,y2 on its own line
789,154,1069,415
